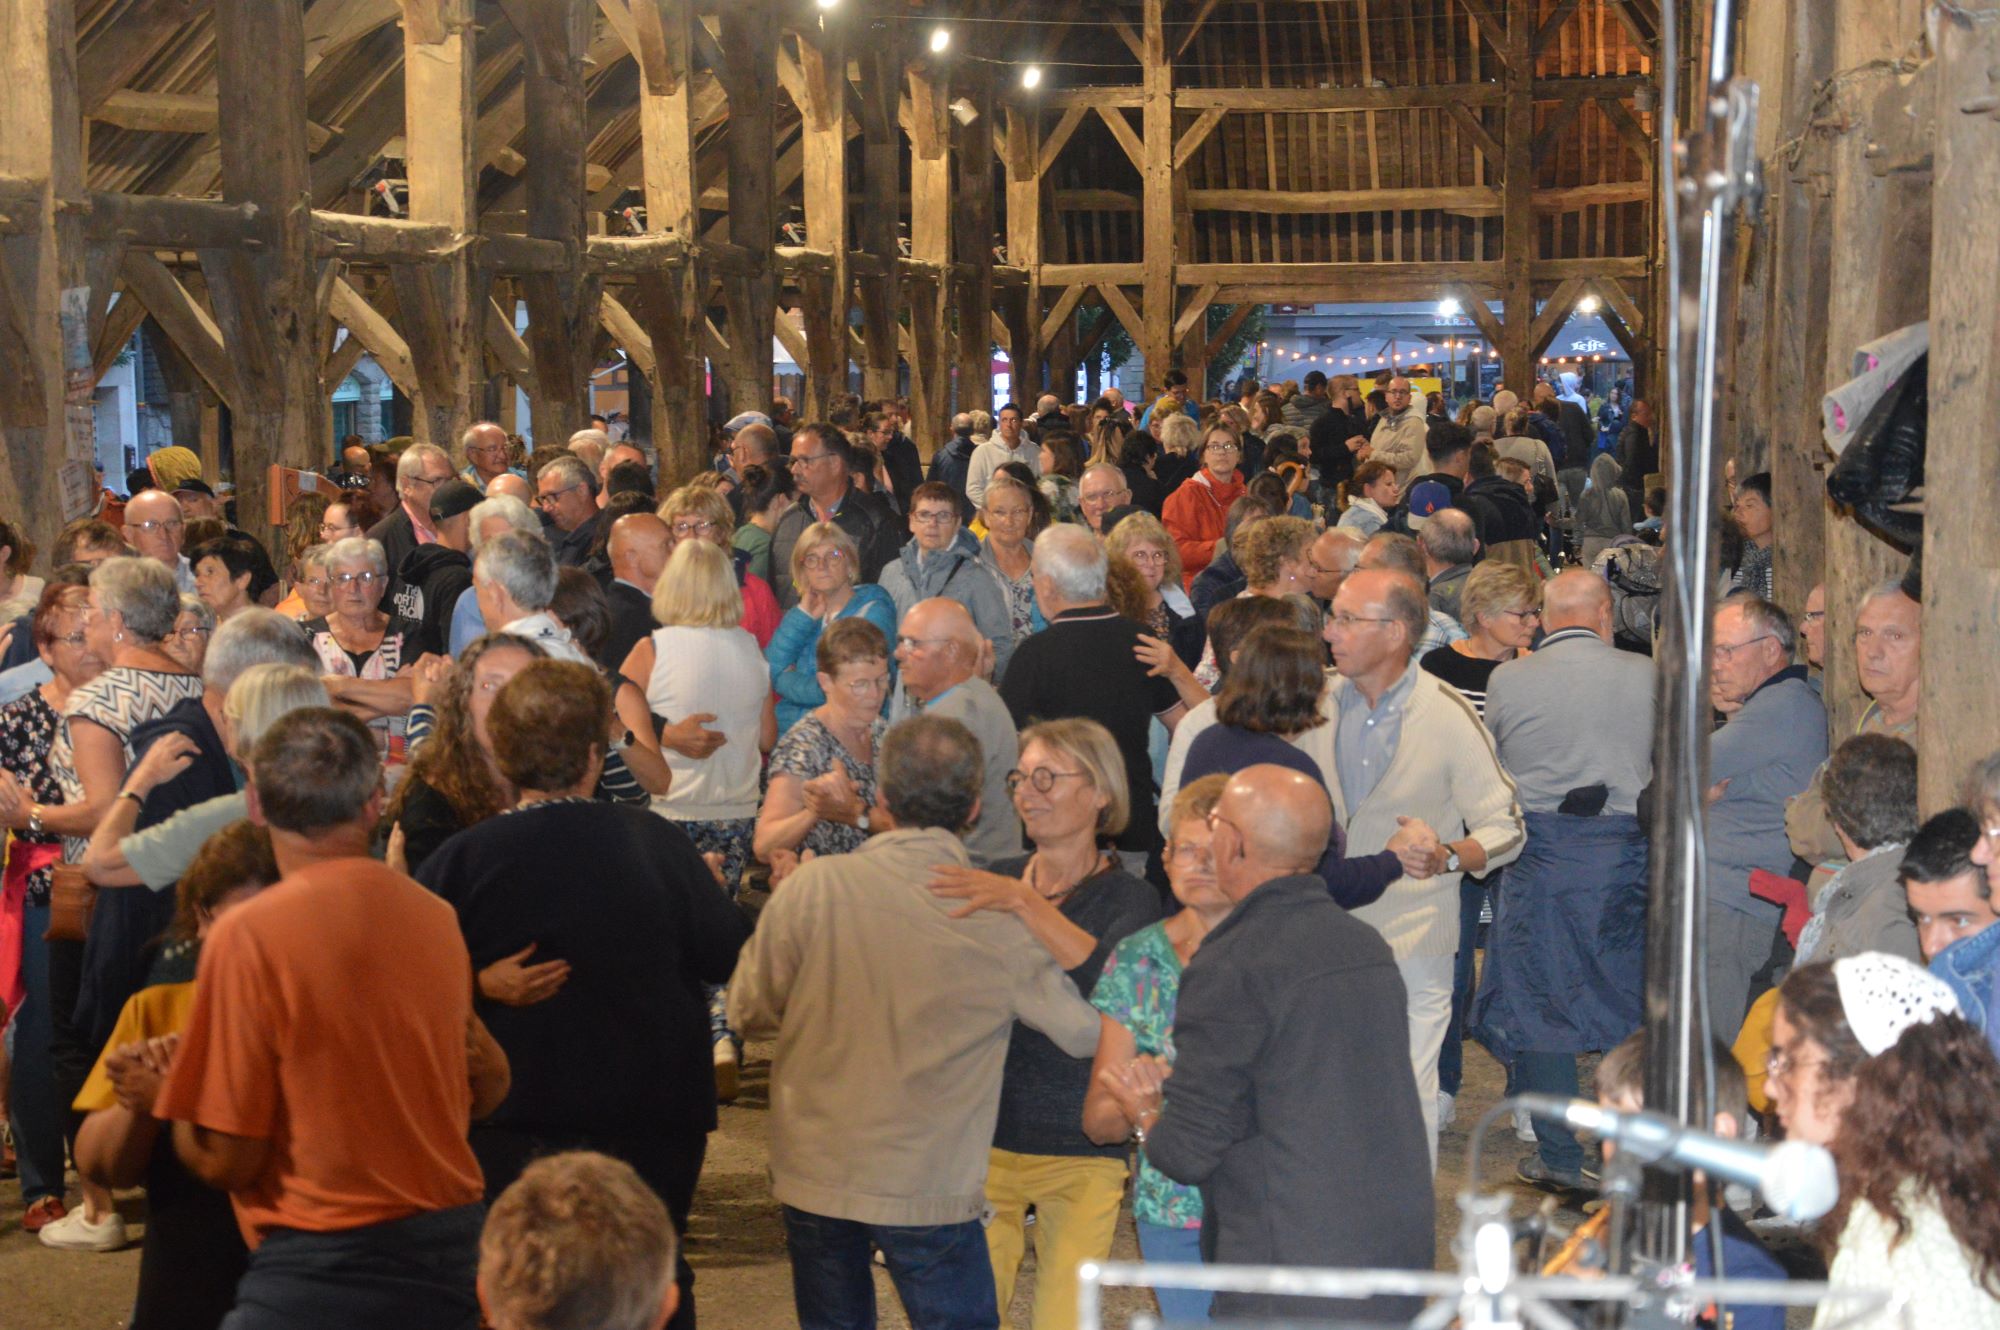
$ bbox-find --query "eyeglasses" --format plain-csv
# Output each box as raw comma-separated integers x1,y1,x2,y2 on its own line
332,571,383,588
799,550,848,571
1166,840,1212,868
172,625,213,641
835,674,890,697
670,519,718,538
912,511,957,527
467,443,507,457
50,631,89,647
1327,613,1396,630
895,635,955,653
128,519,183,534
302,578,330,591
407,474,448,490
1204,807,1245,841
788,452,836,469
1800,609,1826,624
1006,767,1091,795
1500,607,1543,622
1764,1046,1828,1083
1386,388,1412,396
1204,443,1242,456
1712,634,1775,661
535,484,583,508
319,522,359,537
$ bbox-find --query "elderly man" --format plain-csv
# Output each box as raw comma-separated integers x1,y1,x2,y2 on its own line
1369,377,1430,488
369,443,456,580
566,428,609,476
458,422,520,494
1417,509,1479,620
964,403,1041,508
769,424,902,610
446,495,542,655
729,716,1103,1330
485,471,534,506
1324,568,1524,1161
473,530,589,664
726,421,779,485
533,454,603,569
1799,583,1827,672
879,482,1017,683
1077,463,1133,537
1002,526,1186,876
122,489,196,592
1306,526,1365,606
1706,596,1828,1031
1359,533,1466,656
1475,571,1656,1190
603,512,672,672
1788,581,1920,867
1131,766,1434,1324
392,479,481,656
895,598,1023,866
155,708,506,1330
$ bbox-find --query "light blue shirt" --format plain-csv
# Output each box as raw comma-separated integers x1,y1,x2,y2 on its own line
449,585,486,656
1333,659,1421,814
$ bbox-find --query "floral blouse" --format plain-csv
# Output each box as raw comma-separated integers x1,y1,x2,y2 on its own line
979,540,1039,642
0,690,64,907
1091,921,1203,1230
766,714,887,859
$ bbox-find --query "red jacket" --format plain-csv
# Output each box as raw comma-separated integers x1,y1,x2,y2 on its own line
1162,470,1246,586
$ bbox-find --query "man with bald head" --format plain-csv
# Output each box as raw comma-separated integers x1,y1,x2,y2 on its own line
1324,568,1523,1161
1133,765,1435,1322
484,471,534,507
123,489,197,592
894,598,1022,865
1305,526,1364,606
597,443,648,508
1076,463,1133,537
1477,569,1656,1190
603,512,672,671
728,422,778,484
458,421,521,493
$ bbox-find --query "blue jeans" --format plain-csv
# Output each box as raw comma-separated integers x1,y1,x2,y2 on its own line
1516,1049,1583,1174
1137,1220,1212,1323
7,903,64,1202
1439,877,1484,1098
222,1204,483,1330
782,1206,998,1330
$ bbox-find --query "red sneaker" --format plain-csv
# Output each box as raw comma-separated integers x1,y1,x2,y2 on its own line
22,1195,67,1233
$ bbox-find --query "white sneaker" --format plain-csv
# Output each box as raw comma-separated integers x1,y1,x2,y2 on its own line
1513,1106,1538,1143
38,1207,127,1252
1436,1091,1457,1128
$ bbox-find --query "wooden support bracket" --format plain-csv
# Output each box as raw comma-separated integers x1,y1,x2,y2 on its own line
118,251,239,407
1094,105,1147,172
1528,276,1590,359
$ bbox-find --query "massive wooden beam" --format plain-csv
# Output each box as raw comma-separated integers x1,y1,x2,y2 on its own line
1139,0,1174,397
907,64,953,450
714,0,777,419
516,0,602,444
855,44,903,404
793,18,850,420
953,78,997,416
1920,12,2000,809
1005,105,1045,400
1499,0,1536,392
328,276,418,397
1033,75,1645,113
0,0,89,557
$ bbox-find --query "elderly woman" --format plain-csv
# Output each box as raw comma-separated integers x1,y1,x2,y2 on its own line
306,535,422,749
754,619,890,879
275,541,333,624
1768,956,2000,1329
34,559,203,1250
977,471,1047,647
1105,511,1201,671
1419,561,1541,718
0,585,107,1233
189,534,277,624
927,718,1163,1330
1574,452,1630,566
659,482,782,647
1182,514,1317,692
414,659,748,1329
623,539,776,1097
163,594,215,675
1154,412,1203,499
762,521,897,736
1083,774,1234,1324
1179,624,1417,909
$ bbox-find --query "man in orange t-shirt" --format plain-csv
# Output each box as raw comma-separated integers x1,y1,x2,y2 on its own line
155,708,509,1330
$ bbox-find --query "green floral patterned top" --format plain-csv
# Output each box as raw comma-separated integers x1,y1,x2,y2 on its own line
1091,921,1204,1230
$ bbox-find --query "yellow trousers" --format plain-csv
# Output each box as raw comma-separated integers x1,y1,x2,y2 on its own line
984,1148,1128,1330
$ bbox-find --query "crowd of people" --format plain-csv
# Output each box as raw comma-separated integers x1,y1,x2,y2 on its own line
0,375,1994,1330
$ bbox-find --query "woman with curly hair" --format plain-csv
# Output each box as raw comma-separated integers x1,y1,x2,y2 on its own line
1768,954,2000,1328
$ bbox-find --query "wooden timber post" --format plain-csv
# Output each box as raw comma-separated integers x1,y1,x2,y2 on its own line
952,76,995,417
1818,0,1927,740
855,45,902,405
794,15,850,420
204,0,327,548
717,0,778,419
0,0,89,559
1003,105,1044,403
906,63,953,455
1918,13,2000,809
516,0,601,447
631,0,709,481
396,0,487,453
1761,0,1834,615
1499,0,1536,392
1139,0,1174,399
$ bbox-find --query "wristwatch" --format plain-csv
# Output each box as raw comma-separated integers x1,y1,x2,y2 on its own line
27,804,44,835
613,728,635,752
1444,847,1462,874
857,807,872,834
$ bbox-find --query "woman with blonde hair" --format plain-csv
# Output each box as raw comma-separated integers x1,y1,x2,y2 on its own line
1105,511,1198,664
1419,561,1541,718
659,482,782,646
927,717,1162,1330
762,520,897,736
976,472,1047,645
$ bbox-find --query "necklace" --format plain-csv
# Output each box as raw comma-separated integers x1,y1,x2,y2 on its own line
1027,848,1110,904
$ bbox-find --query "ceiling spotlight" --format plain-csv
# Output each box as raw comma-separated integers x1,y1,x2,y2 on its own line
1577,294,1601,315
1021,65,1042,90
815,0,840,9
929,26,951,53
1437,297,1462,319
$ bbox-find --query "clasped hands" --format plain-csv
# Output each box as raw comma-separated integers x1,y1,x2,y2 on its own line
103,1033,180,1115
1386,815,1453,879
1096,1053,1174,1137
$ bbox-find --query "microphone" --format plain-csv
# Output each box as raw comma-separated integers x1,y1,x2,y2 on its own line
1513,1095,1840,1222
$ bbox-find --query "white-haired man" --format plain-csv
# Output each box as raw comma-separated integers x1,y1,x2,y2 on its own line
368,443,456,584
458,422,522,494
473,530,588,664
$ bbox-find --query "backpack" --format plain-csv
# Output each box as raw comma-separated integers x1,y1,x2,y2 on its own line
1594,542,1663,654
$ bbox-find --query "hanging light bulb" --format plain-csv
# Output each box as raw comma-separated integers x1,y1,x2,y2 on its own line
815,0,840,9
1577,294,1600,315
1021,65,1042,90
929,26,951,53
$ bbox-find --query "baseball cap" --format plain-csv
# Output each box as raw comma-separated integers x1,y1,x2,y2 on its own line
723,411,772,435
429,478,483,523
172,478,217,498
1405,480,1453,529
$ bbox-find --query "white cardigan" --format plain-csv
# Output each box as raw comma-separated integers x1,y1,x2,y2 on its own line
1328,668,1524,961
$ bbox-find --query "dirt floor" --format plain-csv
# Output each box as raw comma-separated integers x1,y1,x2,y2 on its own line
0,1036,1573,1329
